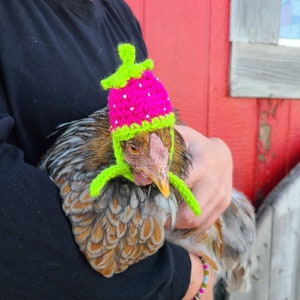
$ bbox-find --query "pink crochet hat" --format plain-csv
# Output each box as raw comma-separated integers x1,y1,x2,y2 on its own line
90,43,201,217
101,43,175,150
108,70,173,132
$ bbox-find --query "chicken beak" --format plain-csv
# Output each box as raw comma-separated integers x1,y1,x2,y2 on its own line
152,173,170,198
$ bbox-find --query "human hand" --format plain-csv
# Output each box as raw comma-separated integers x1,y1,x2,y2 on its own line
173,125,232,233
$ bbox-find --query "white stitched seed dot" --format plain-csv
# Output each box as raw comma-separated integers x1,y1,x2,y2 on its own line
115,120,118,124
156,77,159,81
123,94,127,99
146,114,150,118
163,107,167,111
130,107,134,111
147,92,151,97
113,104,116,109
139,83,143,88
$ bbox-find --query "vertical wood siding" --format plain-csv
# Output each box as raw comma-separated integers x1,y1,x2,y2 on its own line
125,0,300,206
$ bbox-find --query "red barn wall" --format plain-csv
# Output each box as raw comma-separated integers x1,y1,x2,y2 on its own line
126,0,300,206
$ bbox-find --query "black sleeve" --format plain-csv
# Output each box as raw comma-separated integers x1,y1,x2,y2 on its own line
0,1,191,299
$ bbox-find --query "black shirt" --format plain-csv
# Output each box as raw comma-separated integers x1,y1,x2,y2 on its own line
0,1,190,299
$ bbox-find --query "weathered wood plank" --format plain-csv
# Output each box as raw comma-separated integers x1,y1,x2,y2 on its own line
230,204,272,300
268,165,300,299
230,42,300,99
230,163,300,300
230,0,281,44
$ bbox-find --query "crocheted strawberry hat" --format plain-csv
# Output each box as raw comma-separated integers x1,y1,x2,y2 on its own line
90,43,201,216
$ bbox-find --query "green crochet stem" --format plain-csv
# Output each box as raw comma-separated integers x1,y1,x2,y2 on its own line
169,172,201,216
90,164,133,198
89,167,201,217
101,44,153,90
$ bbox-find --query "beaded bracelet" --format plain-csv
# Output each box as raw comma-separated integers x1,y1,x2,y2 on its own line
194,256,209,300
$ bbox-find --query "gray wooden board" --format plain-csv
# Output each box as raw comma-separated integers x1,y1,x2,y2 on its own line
230,205,272,300
230,162,300,300
230,42,300,99
268,166,300,300
230,0,281,44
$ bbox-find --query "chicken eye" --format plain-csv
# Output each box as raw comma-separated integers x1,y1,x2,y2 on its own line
128,143,138,155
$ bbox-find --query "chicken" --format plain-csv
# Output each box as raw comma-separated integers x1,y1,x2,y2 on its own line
39,44,255,293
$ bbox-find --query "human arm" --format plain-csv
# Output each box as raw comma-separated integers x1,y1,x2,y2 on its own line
183,254,215,300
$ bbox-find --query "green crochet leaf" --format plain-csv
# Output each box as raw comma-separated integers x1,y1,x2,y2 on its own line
101,43,154,90
89,164,133,197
